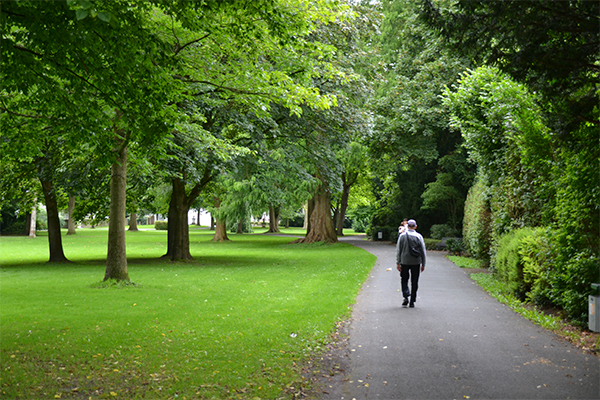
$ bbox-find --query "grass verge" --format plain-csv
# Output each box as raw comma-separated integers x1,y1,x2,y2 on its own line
1,229,375,399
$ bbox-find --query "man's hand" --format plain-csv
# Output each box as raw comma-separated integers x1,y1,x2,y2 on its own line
421,265,425,272
396,263,401,271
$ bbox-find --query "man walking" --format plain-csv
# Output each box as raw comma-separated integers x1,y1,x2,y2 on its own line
396,219,426,308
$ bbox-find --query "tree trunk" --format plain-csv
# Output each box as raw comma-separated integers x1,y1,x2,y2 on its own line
294,184,337,244
67,195,76,235
41,180,69,262
303,202,310,230
210,216,215,230
105,145,129,281
212,217,230,242
129,212,139,231
163,177,193,260
236,219,244,234
24,213,31,236
29,201,37,238
162,169,213,260
336,181,351,236
267,205,280,233
306,198,315,235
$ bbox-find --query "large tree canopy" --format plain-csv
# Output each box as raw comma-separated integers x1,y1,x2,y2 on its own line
421,0,599,135
1,0,349,276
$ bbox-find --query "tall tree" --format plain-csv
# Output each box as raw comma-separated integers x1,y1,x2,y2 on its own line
2,1,185,278
334,142,368,236
155,0,346,257
367,0,471,233
0,87,70,262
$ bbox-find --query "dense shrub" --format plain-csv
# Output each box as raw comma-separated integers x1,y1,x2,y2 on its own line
446,238,464,255
430,224,457,240
286,213,305,228
494,228,541,300
154,221,168,230
389,229,399,244
462,178,491,261
518,228,552,306
348,205,374,233
424,238,439,250
369,226,397,242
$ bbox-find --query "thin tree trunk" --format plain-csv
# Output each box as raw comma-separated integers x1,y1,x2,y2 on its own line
29,201,37,238
105,145,129,281
41,180,69,262
67,195,76,235
302,202,309,230
267,205,280,233
210,216,215,230
336,181,351,236
237,219,244,234
294,182,337,244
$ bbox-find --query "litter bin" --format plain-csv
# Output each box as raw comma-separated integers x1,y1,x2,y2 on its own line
590,283,600,333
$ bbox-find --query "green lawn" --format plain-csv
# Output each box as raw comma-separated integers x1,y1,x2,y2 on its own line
0,228,375,399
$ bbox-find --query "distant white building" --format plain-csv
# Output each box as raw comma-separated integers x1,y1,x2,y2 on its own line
188,209,212,226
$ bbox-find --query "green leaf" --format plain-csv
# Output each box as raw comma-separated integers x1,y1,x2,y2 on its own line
79,0,93,9
76,9,88,20
97,12,111,23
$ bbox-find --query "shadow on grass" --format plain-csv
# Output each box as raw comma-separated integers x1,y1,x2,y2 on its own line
1,253,291,270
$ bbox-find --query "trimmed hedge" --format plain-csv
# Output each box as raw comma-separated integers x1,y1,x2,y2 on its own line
494,227,547,301
462,178,491,261
154,221,168,230
368,226,398,242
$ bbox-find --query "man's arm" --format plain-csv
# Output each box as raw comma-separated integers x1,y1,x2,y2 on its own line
396,234,403,271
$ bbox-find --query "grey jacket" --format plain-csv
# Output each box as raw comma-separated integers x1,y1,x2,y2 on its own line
396,229,427,266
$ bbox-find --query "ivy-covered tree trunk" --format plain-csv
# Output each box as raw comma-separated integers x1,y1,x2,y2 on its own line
295,183,337,244
67,196,76,235
164,177,193,260
267,205,280,233
105,145,129,281
40,180,69,262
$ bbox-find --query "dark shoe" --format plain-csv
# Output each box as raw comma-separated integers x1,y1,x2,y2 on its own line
402,298,409,307
409,302,415,308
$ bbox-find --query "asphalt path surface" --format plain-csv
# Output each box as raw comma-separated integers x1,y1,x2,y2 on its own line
321,236,599,400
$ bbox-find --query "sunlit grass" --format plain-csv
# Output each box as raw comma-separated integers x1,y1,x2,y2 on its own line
0,228,375,399
446,255,486,269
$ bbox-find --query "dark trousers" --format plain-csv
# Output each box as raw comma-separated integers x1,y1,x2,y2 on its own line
400,264,421,303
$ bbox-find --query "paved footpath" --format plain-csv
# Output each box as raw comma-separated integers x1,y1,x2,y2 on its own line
322,237,599,400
